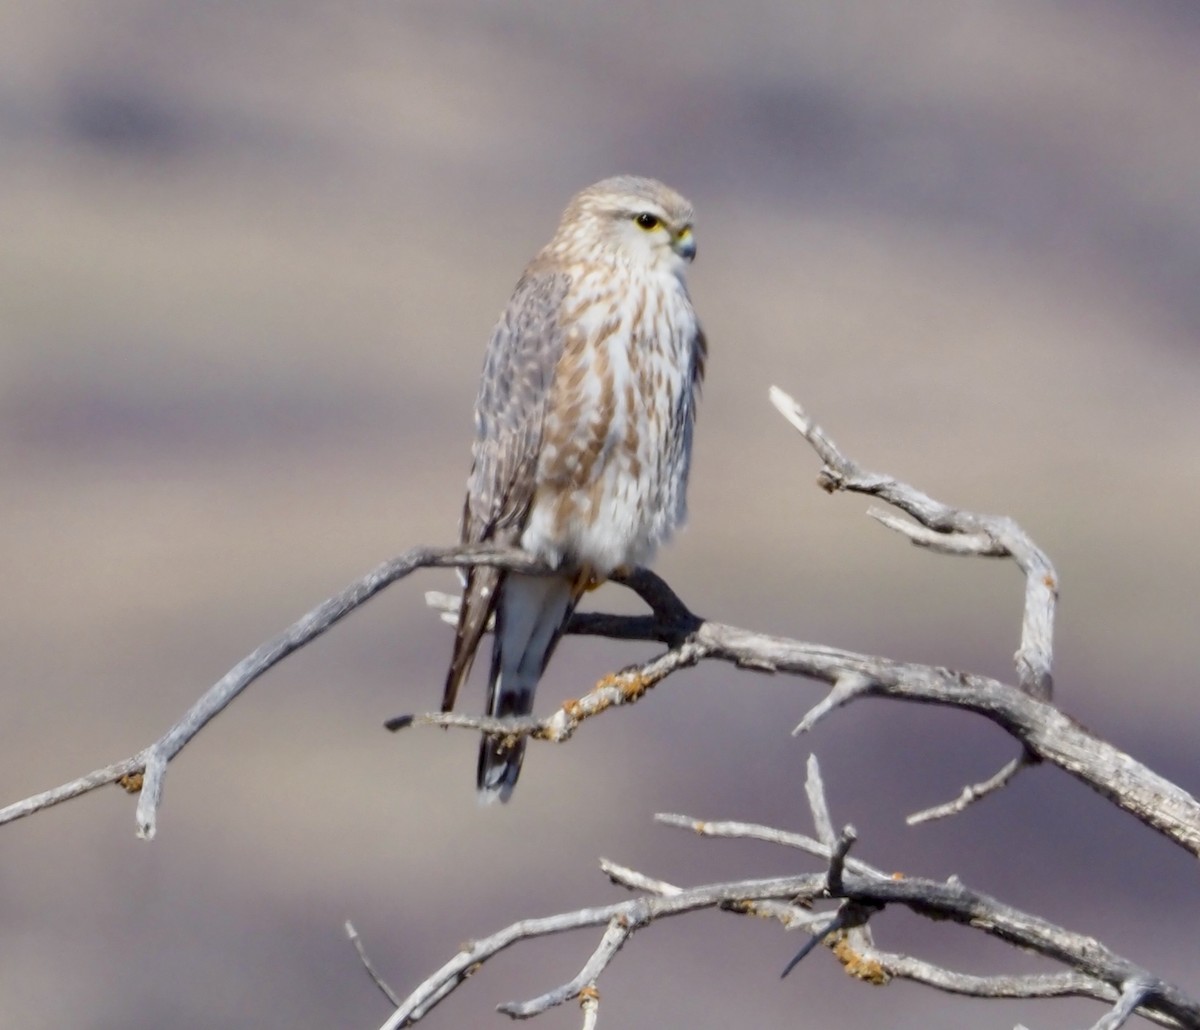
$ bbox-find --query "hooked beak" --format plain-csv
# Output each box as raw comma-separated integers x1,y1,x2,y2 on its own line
672,226,696,262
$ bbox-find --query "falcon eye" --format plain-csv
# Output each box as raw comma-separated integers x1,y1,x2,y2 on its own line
634,212,661,231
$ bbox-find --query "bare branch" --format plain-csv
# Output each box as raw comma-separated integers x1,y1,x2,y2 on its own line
655,799,1197,1029
0,757,146,831
654,812,877,880
867,508,1006,556
377,872,828,1029
652,809,1184,1023
859,949,1149,1017
600,858,682,896
907,751,1036,826
3,366,1190,1030
691,622,1200,857
793,672,875,735
388,639,708,746
769,385,1056,699
601,858,822,932
497,918,632,1019
805,752,837,845
826,825,858,894
0,545,565,838
430,590,1200,855
5,526,1191,865
381,800,1199,1029
345,921,402,1007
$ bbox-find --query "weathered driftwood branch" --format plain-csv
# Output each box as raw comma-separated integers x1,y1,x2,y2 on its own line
373,756,1199,1029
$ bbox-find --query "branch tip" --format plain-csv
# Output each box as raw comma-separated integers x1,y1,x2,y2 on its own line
346,920,402,1007
906,753,1032,826
827,825,857,894
794,673,874,736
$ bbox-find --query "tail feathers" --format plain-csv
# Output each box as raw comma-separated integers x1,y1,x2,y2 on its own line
476,573,577,802
477,684,531,804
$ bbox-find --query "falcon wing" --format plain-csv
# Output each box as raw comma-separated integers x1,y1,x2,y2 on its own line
442,267,570,712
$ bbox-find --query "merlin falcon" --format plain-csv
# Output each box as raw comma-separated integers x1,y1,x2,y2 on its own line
442,176,706,802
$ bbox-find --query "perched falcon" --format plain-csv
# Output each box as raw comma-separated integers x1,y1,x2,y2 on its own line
442,176,706,802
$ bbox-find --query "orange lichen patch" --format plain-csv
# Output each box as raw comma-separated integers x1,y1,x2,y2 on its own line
561,697,586,720
116,771,144,794
1043,573,1058,591
831,936,890,985
578,984,600,1003
890,871,905,880
622,673,652,699
596,669,651,700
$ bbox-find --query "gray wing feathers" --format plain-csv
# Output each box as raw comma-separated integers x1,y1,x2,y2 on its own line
442,268,570,713
464,269,570,538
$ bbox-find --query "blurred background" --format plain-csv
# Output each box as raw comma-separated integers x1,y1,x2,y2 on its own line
2,2,1199,1027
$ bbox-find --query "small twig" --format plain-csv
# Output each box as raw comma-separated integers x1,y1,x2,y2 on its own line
601,859,681,897
498,918,633,1019
855,949,1149,1015
793,672,875,735
346,921,402,1007
386,712,544,736
601,858,822,932
907,751,1036,826
826,825,857,894
388,640,708,746
866,508,1006,556
805,753,837,846
655,812,876,879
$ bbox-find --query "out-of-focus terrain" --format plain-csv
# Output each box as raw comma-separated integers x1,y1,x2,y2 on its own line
2,3,1198,1027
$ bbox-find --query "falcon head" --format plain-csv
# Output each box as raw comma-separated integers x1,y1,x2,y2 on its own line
557,175,697,273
